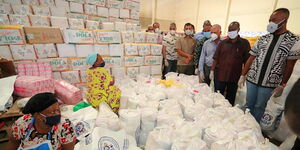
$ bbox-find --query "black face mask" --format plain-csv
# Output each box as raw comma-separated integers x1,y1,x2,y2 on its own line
40,113,61,126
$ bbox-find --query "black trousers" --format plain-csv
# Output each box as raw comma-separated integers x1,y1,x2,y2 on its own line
292,138,300,150
214,80,238,106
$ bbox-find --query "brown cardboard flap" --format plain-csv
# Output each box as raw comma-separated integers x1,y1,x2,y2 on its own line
23,27,64,44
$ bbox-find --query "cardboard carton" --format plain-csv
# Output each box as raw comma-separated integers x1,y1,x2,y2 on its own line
0,26,25,45
124,56,143,66
86,20,99,29
75,44,94,57
87,0,106,7
23,26,64,44
134,32,146,43
63,29,94,43
144,56,163,65
102,56,123,67
12,4,32,15
50,16,69,28
84,4,97,15
109,44,124,56
0,14,10,25
22,0,39,5
111,67,126,78
32,6,51,16
130,10,139,20
39,0,55,7
124,43,138,55
29,15,50,27
146,33,159,43
126,67,139,78
137,44,150,55
34,43,57,58
37,58,69,71
97,7,109,17
151,65,161,75
139,66,151,75
10,45,36,60
61,70,80,83
0,46,12,60
102,22,115,30
70,58,89,70
120,9,130,19
3,0,22,5
115,21,126,31
9,14,30,26
68,18,85,29
95,31,121,44
109,8,119,18
50,7,67,17
70,2,84,13
56,44,76,57
150,44,162,55
121,31,134,43
55,0,70,12
107,0,124,9
94,44,109,56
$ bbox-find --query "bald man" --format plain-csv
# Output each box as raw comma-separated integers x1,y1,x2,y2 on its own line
198,24,222,85
210,21,250,106
239,8,300,122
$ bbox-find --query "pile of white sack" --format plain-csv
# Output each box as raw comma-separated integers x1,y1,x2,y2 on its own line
61,72,279,150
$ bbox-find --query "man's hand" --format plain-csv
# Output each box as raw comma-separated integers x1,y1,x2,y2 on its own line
273,85,284,98
199,74,205,82
238,76,246,88
185,55,193,64
209,71,214,81
164,59,169,66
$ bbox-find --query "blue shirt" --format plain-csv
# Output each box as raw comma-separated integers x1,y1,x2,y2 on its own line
198,39,220,75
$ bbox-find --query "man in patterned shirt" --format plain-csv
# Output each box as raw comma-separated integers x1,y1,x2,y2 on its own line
239,8,300,122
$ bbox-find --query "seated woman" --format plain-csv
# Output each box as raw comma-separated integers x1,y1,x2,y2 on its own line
6,92,76,150
85,53,121,113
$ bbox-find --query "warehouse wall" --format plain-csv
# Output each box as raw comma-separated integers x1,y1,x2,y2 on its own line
140,0,300,34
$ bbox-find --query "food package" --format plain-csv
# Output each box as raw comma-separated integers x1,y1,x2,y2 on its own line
88,15,102,22
69,2,84,13
52,72,61,80
145,126,175,150
67,13,88,20
107,0,124,8
115,21,126,31
85,20,99,29
14,76,54,97
111,67,126,78
16,62,52,77
0,3,13,14
29,15,50,27
141,108,158,131
54,0,70,12
34,43,57,58
120,9,130,18
0,27,25,45
75,44,94,57
12,5,32,15
50,17,69,28
109,8,119,18
63,29,94,44
86,0,106,6
23,26,64,44
56,44,76,57
130,10,139,20
134,32,146,43
146,33,159,43
39,0,55,6
150,44,162,55
126,67,139,78
32,6,51,16
70,58,89,70
94,44,109,56
102,22,115,30
121,31,134,43
126,23,134,31
0,14,9,24
151,65,162,75
38,58,69,71
124,43,138,55
22,0,39,5
3,0,22,5
109,44,124,56
61,71,80,83
10,45,36,60
97,7,109,17
124,56,143,67
50,7,67,17
119,109,141,138
54,79,82,105
137,44,150,56
0,46,12,60
9,14,30,26
68,18,85,29
95,31,121,44
79,70,86,82
139,66,151,75
102,56,123,68
84,4,97,15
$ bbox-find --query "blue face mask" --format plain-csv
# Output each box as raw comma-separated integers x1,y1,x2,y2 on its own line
99,61,105,67
203,32,211,38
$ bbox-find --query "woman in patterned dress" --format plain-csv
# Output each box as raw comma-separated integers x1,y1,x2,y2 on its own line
85,53,121,113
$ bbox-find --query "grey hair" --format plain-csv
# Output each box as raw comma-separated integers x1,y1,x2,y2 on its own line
212,24,221,31
170,23,176,27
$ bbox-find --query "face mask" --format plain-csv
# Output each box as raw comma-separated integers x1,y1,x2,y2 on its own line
211,33,218,41
99,61,105,67
170,30,176,35
185,30,193,36
40,113,61,126
228,30,238,39
155,28,160,33
267,19,285,33
203,32,211,38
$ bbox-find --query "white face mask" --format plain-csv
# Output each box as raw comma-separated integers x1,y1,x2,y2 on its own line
211,33,218,41
267,19,285,33
170,30,176,35
228,30,238,39
185,30,193,36
155,28,160,33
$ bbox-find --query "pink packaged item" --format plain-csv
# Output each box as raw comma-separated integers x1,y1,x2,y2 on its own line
16,62,53,78
54,80,82,105
14,76,55,97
